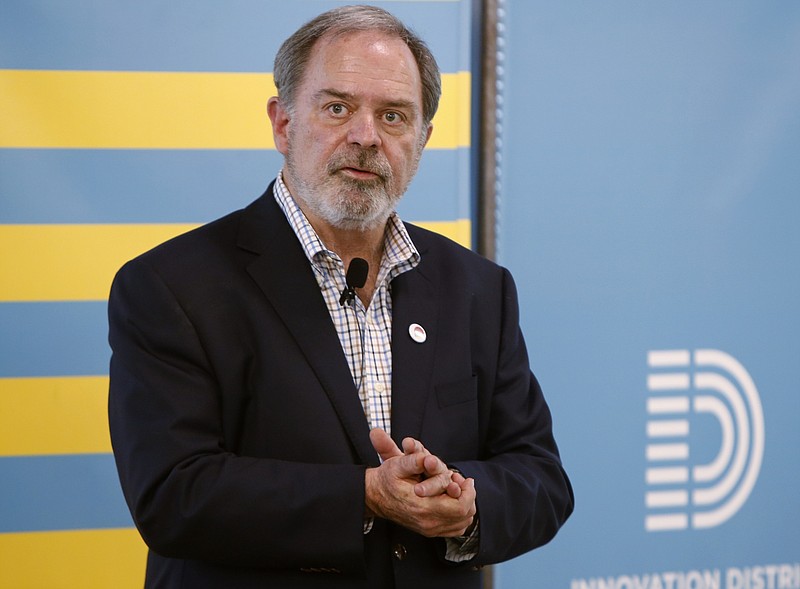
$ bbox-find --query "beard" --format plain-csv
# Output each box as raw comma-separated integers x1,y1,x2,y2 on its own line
285,143,420,232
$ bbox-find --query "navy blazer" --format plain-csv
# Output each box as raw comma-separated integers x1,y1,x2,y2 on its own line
108,184,573,588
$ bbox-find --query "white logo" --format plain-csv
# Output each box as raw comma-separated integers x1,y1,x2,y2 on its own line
645,349,764,531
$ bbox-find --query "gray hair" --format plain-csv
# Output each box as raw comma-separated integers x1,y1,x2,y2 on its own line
273,5,441,126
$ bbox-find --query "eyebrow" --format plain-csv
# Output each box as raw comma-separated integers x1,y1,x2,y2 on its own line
313,88,419,114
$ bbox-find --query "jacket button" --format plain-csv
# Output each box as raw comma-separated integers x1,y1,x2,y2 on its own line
392,544,408,561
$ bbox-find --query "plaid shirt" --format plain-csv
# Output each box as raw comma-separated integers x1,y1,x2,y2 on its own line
273,172,419,436
273,173,479,561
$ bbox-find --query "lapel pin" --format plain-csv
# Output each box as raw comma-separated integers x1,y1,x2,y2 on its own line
408,323,427,344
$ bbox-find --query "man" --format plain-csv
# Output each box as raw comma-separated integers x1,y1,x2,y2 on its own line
108,5,573,588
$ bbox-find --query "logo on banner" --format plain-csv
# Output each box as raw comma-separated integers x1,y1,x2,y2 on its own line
644,349,764,532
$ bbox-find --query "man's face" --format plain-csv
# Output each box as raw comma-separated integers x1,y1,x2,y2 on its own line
269,30,432,232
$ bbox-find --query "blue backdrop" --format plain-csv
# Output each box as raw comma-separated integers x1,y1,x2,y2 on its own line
495,2,800,587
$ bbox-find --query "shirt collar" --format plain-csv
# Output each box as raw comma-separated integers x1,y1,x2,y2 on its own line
272,171,420,277
273,171,329,264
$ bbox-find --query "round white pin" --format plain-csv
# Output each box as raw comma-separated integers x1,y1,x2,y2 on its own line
408,323,427,343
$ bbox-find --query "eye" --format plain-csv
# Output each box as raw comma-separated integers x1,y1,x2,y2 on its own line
327,103,348,117
383,111,402,124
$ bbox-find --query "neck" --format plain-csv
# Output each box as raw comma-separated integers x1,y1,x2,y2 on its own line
321,222,385,305
298,204,382,259
300,208,386,307
281,173,389,305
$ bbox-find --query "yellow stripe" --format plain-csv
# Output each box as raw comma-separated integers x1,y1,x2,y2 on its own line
415,218,472,250
0,220,470,302
0,224,198,302
0,69,470,149
0,376,110,457
0,528,146,589
435,71,471,149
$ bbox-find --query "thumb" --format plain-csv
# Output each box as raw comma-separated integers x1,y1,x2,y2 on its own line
370,428,402,462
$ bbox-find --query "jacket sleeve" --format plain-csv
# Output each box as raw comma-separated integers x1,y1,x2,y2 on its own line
107,256,368,573
449,267,574,565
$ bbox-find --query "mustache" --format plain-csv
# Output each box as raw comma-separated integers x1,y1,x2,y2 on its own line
326,148,392,181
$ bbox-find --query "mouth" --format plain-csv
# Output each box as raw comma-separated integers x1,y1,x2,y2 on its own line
338,166,382,182
328,149,391,185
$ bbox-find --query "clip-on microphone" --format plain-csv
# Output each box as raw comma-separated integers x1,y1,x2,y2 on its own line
339,258,369,306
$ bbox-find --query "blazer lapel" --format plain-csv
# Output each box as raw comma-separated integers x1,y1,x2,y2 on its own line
236,190,378,466
389,234,439,445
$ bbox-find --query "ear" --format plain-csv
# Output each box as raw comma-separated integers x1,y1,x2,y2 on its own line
423,122,433,148
267,97,290,156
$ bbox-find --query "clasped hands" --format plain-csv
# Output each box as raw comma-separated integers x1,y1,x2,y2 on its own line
364,428,476,538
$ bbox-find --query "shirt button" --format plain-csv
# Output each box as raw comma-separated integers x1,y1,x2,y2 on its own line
375,382,385,393
392,544,407,561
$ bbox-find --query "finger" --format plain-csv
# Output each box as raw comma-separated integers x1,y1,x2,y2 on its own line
428,509,475,538
422,456,464,498
460,477,476,500
443,480,462,499
421,454,449,477
396,450,427,477
401,437,426,455
415,477,462,498
414,489,477,537
446,476,465,498
377,478,477,537
450,470,467,485
459,478,477,508
441,477,476,509
447,480,478,532
413,472,459,498
370,428,402,462
437,515,475,538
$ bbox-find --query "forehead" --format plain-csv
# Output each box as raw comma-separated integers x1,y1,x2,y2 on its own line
299,30,423,107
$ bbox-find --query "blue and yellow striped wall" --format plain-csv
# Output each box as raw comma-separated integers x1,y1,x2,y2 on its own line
0,1,473,586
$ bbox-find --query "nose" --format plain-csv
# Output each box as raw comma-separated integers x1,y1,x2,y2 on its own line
347,111,382,148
